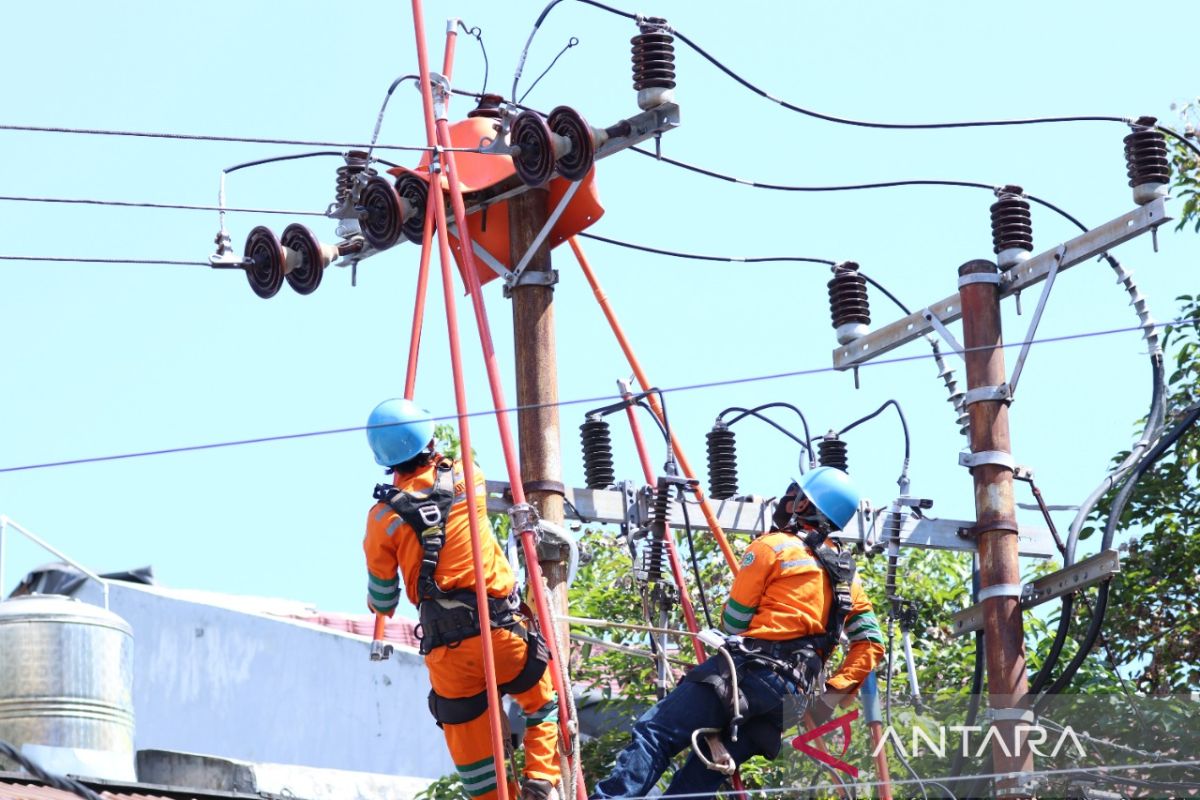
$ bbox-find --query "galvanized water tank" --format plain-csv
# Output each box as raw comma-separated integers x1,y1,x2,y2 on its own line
0,594,135,779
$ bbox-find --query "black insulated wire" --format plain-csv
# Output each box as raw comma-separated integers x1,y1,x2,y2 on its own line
719,403,814,458
677,497,713,629
519,37,580,104
839,399,911,463
577,232,835,265
456,22,490,97
1035,401,1200,708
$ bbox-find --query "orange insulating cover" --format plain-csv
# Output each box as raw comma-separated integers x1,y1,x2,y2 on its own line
389,116,604,288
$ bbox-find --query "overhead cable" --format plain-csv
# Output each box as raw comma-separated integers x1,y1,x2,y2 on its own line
0,194,326,217
0,255,208,267
0,315,1190,476
577,232,836,265
0,123,472,153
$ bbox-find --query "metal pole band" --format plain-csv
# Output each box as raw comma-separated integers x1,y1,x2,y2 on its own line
508,503,539,533
958,450,1016,470
524,480,566,496
978,583,1023,602
970,517,1021,537
503,268,560,298
958,272,1002,287
964,383,1011,405
989,707,1036,723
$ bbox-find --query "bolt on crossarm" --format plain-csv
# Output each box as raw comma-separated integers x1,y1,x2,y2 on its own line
567,235,741,575
958,258,1034,798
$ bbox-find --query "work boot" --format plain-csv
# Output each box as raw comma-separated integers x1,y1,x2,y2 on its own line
520,779,559,800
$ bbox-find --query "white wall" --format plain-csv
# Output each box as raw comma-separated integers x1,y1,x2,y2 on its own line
76,582,453,779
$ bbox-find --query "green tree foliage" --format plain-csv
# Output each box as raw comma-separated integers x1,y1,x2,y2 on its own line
1169,100,1199,232
1086,294,1200,693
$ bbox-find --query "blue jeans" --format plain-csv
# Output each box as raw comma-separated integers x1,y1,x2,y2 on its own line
591,656,800,799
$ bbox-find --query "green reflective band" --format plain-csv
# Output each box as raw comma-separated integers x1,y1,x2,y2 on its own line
726,596,755,615
456,756,497,780
368,573,399,590
370,595,399,610
723,604,754,623
369,586,400,604
722,613,749,634
464,778,498,798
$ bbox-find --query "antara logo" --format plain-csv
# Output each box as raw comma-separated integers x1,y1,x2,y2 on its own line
873,723,1087,760
791,710,861,777
791,711,1088,777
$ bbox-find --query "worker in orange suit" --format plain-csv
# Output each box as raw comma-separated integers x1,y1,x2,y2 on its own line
592,466,885,799
362,398,560,800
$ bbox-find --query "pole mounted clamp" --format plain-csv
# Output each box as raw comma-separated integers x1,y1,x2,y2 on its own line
987,707,1037,723
958,272,1002,288
429,73,452,121
509,502,540,535
959,450,1016,471
977,582,1023,602
964,383,1011,406
502,268,560,298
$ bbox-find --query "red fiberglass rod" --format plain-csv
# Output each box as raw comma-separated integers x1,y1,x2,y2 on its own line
408,9,510,800
568,236,741,576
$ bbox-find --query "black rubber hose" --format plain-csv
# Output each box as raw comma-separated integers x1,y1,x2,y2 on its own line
1034,401,1200,708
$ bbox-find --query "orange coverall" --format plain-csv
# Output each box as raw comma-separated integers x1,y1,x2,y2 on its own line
720,530,885,693
364,457,559,799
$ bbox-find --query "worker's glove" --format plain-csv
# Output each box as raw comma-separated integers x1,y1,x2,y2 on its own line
809,686,848,727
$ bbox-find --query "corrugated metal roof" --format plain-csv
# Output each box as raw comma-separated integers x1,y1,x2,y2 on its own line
275,612,420,649
0,774,259,800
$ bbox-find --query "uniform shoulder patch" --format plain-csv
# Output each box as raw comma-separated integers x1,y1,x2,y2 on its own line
741,550,756,567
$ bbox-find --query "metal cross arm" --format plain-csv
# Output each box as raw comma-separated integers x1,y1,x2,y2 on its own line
831,197,1171,371
949,548,1120,636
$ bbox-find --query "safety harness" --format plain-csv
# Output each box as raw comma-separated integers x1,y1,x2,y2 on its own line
687,530,859,762
372,457,549,726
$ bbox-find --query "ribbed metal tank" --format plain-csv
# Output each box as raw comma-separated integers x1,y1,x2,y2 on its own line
0,594,134,774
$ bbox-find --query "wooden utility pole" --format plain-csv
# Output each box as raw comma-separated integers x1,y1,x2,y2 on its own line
508,188,569,652
958,259,1034,798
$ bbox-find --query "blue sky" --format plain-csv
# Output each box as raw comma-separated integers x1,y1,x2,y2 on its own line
1,1,1196,617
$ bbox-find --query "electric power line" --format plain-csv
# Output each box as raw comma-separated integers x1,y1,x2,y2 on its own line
577,232,835,265
0,255,208,267
0,123,475,153
0,315,1188,476
0,194,326,217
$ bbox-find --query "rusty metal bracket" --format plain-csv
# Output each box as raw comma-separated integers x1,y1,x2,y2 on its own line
922,307,966,361
509,502,539,535
964,384,1011,406
504,179,582,295
951,549,1120,636
977,582,1023,602
959,450,1016,471
833,197,1170,370
958,272,1001,287
1007,244,1066,397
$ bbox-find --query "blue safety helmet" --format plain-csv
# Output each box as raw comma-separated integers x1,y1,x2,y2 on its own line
366,398,436,467
794,466,861,531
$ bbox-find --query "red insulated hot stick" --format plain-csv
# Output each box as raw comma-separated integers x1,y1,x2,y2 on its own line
377,12,461,667
427,87,587,800
409,8,512,800
568,236,741,576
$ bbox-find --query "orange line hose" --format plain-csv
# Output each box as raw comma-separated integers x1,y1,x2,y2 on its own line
408,8,510,800
568,236,740,575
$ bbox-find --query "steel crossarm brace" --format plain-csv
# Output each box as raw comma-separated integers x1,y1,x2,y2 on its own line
949,548,1120,636
832,198,1170,370
484,481,1056,557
